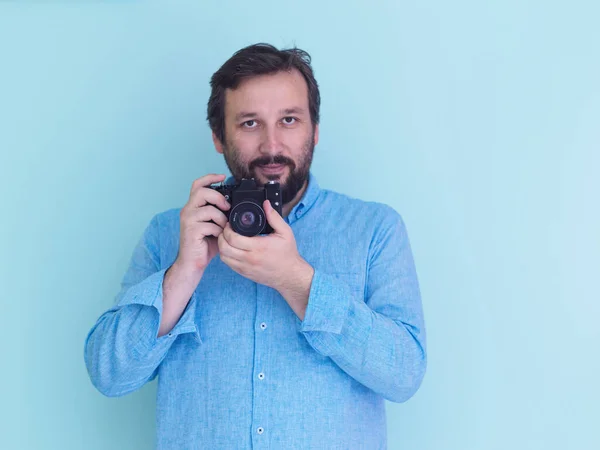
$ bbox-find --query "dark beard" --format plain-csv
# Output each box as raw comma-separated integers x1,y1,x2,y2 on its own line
222,131,315,204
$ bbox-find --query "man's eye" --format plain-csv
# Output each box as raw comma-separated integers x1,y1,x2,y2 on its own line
243,120,257,128
282,117,297,125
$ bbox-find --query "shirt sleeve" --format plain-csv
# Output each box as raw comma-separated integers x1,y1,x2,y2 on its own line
298,208,427,403
83,213,201,397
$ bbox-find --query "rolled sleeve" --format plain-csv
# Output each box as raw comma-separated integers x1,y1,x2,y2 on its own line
293,207,426,403
116,268,201,355
84,212,203,397
299,270,351,334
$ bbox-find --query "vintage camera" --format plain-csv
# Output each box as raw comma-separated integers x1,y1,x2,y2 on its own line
209,178,283,237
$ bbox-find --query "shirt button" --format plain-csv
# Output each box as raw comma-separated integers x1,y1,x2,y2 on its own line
260,322,267,330
257,427,264,435
258,372,265,380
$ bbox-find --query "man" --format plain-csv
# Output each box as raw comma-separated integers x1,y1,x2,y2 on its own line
84,43,427,449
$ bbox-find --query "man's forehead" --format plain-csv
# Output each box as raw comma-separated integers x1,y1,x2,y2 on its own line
224,69,309,112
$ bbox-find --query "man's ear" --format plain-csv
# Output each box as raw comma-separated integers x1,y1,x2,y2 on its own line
313,124,319,146
212,131,224,154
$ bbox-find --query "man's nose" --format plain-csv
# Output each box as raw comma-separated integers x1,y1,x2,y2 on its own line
259,125,283,155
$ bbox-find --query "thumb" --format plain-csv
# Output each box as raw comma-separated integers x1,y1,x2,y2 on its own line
264,200,287,234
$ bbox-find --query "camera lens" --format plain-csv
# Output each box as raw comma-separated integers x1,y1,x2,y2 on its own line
240,211,256,227
230,201,266,237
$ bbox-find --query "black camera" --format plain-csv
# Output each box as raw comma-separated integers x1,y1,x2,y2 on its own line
209,178,283,237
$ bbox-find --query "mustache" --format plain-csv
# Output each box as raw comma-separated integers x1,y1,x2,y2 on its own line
249,155,295,171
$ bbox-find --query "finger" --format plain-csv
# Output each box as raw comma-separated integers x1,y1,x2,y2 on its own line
189,173,226,197
195,222,224,239
188,174,231,210
219,253,244,275
189,186,232,212
189,205,229,229
263,200,288,235
218,231,247,261
222,222,256,251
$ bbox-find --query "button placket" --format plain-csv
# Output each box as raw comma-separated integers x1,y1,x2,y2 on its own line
252,284,272,447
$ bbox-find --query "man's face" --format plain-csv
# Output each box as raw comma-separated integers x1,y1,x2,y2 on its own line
213,69,319,204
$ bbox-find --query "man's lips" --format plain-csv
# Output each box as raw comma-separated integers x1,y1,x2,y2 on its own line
258,164,287,174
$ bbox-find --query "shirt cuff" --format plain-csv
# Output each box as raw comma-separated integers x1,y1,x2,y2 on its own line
116,268,201,351
298,269,351,334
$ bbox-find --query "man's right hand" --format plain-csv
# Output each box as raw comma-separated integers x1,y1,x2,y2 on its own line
175,173,231,274
158,174,231,338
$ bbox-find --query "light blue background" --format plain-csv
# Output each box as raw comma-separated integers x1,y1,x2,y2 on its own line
1,1,598,449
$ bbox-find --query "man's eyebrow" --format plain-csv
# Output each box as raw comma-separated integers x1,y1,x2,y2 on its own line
234,111,258,122
281,107,306,116
234,107,307,122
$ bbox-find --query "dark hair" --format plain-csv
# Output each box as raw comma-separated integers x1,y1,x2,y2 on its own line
207,43,321,144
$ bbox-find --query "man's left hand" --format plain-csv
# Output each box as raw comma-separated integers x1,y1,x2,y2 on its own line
218,200,314,318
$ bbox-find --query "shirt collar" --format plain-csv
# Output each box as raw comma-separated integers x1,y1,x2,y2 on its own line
222,171,321,222
289,171,320,221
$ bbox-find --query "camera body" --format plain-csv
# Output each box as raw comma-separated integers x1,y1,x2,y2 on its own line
209,178,283,237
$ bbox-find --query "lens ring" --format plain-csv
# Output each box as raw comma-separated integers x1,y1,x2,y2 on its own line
230,201,266,236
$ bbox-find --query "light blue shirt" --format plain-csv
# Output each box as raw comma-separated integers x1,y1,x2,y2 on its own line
84,172,427,450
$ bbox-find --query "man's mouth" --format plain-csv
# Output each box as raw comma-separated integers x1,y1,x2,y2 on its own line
258,164,286,174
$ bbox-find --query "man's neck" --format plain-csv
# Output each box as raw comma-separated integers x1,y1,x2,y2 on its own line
282,179,308,218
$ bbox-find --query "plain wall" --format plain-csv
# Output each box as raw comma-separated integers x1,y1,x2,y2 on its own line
1,1,598,449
